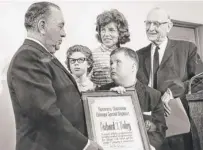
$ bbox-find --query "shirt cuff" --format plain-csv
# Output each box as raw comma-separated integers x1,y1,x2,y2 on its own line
168,88,174,99
83,139,90,150
162,88,174,104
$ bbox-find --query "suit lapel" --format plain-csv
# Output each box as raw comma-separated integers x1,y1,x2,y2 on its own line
144,44,152,79
135,81,146,112
23,39,80,93
159,39,176,70
51,57,79,88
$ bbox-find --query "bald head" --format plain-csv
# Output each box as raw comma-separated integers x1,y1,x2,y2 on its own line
147,7,171,23
145,7,173,45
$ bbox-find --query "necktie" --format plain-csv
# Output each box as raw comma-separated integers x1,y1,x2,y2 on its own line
153,46,160,89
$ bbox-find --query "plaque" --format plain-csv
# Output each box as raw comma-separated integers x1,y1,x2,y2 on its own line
82,90,150,150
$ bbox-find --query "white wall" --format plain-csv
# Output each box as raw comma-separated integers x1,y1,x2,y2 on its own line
0,1,203,150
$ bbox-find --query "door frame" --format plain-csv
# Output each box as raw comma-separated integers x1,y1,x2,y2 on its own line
172,19,203,60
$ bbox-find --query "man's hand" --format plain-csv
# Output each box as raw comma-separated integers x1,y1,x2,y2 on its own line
150,145,156,150
86,140,103,150
161,88,172,117
145,120,156,132
110,86,126,94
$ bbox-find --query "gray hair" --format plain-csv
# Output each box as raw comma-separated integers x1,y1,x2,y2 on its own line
148,7,172,22
24,2,60,31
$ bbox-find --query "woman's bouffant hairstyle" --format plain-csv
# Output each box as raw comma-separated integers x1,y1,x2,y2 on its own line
65,45,93,74
96,9,130,46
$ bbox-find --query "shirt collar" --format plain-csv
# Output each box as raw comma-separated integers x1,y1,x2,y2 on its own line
26,37,53,56
151,38,168,50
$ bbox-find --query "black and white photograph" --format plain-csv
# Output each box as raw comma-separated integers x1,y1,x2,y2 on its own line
0,0,203,150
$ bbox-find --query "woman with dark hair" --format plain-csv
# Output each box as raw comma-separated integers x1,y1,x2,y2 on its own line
91,9,130,86
66,45,95,92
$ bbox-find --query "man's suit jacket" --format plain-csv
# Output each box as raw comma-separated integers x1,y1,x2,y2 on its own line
98,81,167,150
137,39,199,109
7,39,88,150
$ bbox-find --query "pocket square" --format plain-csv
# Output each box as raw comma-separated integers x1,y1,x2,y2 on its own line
143,111,152,116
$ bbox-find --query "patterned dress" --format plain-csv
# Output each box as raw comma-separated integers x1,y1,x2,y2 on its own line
91,44,117,86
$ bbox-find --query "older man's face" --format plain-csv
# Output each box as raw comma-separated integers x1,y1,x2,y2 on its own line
110,52,135,84
44,7,66,54
145,9,172,45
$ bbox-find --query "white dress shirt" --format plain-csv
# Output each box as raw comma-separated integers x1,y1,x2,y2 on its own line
26,37,54,56
148,38,168,88
148,38,174,102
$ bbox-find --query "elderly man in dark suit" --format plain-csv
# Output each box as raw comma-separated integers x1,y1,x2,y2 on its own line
98,47,167,150
7,2,102,150
137,7,201,150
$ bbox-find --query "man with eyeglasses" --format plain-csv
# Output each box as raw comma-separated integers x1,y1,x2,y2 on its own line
137,7,201,150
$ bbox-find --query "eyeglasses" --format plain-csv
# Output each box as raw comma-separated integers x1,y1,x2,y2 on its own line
144,21,168,28
68,57,87,64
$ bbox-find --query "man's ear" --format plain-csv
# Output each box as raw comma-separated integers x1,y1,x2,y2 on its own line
38,19,46,34
167,21,173,33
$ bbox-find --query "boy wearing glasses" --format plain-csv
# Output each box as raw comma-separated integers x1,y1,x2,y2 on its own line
66,45,96,92
137,7,201,150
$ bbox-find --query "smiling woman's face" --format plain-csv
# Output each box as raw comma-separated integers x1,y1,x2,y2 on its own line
100,22,119,48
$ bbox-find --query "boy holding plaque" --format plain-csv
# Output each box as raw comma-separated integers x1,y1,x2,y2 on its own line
98,47,167,150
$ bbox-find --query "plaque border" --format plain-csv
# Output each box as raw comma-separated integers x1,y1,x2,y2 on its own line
82,90,151,150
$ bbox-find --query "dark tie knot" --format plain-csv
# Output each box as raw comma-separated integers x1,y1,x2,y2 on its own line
155,46,160,51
